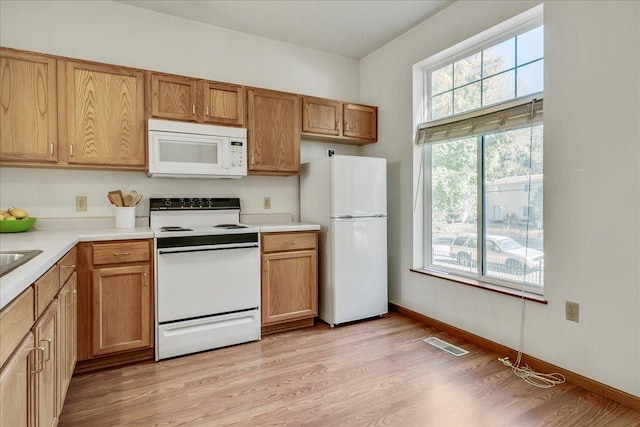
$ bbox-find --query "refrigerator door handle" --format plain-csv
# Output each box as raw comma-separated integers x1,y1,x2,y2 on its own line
335,215,354,219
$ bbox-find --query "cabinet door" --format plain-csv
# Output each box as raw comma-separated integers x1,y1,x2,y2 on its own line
343,103,377,141
150,73,198,122
34,300,58,427
201,81,244,126
261,250,318,325
0,332,35,427
247,88,300,175
0,48,57,164
57,273,77,413
302,96,342,136
91,265,151,356
63,60,145,168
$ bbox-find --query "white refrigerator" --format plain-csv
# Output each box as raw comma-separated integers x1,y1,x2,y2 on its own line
300,155,387,326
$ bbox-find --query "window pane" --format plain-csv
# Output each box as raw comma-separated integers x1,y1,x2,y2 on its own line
430,137,478,274
517,59,544,97
483,38,515,77
431,64,453,95
482,71,515,106
453,82,481,114
517,26,544,65
454,53,481,87
483,126,544,287
431,91,453,120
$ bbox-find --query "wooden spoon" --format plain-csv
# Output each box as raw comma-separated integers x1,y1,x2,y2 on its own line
108,191,123,207
124,194,134,207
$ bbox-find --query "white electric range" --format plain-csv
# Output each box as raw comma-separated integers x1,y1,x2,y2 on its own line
150,197,261,360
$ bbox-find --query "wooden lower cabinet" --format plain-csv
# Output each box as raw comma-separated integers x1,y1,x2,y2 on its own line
34,300,59,427
0,332,35,427
77,239,154,372
261,231,318,334
57,272,77,413
0,247,77,426
91,265,151,356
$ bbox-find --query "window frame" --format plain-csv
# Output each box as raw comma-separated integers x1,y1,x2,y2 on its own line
414,10,545,296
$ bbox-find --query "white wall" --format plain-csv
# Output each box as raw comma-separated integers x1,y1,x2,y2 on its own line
0,0,361,220
360,0,640,397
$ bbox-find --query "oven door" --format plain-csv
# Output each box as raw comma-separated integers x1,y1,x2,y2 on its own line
156,242,260,323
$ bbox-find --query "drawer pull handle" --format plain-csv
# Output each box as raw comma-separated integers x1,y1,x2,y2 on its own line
113,252,130,257
41,338,52,362
31,347,45,374
61,263,76,268
284,241,297,245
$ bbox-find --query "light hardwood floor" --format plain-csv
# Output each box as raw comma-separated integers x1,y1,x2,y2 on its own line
59,313,640,426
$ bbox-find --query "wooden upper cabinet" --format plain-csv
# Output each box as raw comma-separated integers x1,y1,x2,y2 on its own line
301,96,378,143
0,48,58,164
148,73,245,126
343,103,377,141
61,60,146,169
302,96,341,136
201,81,244,126
247,88,300,175
149,73,198,122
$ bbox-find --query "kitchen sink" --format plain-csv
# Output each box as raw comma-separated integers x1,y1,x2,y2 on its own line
0,250,43,277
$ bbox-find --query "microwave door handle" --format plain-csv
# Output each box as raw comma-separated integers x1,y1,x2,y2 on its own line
222,139,230,169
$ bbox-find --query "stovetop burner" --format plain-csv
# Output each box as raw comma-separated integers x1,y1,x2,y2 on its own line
214,224,248,229
160,226,194,232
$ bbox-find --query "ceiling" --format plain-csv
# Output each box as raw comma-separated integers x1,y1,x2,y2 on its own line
116,0,453,59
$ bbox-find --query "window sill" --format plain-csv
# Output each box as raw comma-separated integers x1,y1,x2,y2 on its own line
410,268,548,304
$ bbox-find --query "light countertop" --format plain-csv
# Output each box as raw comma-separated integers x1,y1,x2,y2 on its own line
0,221,320,310
250,222,321,233
0,226,153,310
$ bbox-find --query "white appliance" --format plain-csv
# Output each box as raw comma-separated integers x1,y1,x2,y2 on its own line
150,197,260,360
300,155,388,326
148,119,247,179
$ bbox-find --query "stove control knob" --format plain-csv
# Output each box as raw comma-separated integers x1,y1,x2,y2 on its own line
198,198,205,207
178,199,186,207
188,199,196,208
164,199,172,207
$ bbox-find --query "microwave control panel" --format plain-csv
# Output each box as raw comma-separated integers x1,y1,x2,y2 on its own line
230,140,246,169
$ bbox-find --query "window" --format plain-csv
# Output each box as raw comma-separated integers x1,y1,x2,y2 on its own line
429,26,544,121
416,21,544,295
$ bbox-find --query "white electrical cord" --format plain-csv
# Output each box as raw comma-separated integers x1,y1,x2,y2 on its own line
498,100,565,389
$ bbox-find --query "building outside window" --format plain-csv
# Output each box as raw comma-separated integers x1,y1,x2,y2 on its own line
416,22,544,294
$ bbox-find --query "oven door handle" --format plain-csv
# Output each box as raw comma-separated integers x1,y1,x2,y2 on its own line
158,244,259,255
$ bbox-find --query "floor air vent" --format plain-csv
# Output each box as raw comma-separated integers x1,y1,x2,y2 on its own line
423,337,469,356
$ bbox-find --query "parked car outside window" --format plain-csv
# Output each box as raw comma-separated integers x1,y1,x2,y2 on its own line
450,234,543,274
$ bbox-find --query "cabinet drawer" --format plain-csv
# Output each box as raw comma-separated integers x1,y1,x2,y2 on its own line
92,241,150,265
58,246,77,287
262,232,317,253
35,265,58,318
0,286,34,367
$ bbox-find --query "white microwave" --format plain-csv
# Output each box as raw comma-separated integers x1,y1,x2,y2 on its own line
148,119,247,179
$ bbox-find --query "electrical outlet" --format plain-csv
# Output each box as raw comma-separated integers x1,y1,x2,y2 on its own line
76,196,87,212
566,301,579,322
263,197,271,209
